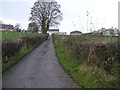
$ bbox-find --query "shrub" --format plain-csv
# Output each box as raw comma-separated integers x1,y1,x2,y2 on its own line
53,35,120,75
2,40,23,63
53,34,119,88
2,33,48,63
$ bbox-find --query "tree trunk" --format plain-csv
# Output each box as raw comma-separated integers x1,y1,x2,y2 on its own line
41,16,48,33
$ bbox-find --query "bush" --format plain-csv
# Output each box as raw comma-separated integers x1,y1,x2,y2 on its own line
2,33,48,63
56,35,119,75
2,40,23,63
53,34,120,88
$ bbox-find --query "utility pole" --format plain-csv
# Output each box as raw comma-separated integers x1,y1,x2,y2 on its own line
87,10,89,33
72,21,76,30
90,16,93,32
78,16,84,31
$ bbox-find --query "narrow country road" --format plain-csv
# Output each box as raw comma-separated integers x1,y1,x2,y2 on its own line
3,38,80,88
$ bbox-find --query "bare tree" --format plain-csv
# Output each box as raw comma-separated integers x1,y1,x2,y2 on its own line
29,0,63,33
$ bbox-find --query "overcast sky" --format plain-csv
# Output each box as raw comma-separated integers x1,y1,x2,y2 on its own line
0,0,119,34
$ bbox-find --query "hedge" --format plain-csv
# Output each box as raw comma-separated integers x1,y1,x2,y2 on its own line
2,34,48,63
54,35,120,75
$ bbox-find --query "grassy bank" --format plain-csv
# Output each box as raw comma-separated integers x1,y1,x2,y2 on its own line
2,45,33,72
53,34,119,88
2,31,48,72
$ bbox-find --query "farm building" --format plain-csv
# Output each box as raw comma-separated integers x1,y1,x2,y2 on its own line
0,24,14,31
47,29,59,35
59,32,67,35
38,30,42,34
98,28,119,36
70,30,82,35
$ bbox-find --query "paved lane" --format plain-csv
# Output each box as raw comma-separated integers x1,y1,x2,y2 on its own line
3,39,79,88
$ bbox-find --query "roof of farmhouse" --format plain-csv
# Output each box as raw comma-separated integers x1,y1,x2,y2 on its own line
48,29,59,31
70,30,82,34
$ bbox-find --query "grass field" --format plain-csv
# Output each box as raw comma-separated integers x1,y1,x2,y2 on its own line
0,31,1,40
61,35,119,43
1,31,40,40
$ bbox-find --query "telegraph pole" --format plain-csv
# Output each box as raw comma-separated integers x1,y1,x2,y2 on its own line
87,10,89,33
72,21,76,30
90,16,93,32
78,16,84,31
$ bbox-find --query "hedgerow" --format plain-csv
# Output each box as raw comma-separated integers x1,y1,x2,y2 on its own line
53,34,120,88
2,33,48,71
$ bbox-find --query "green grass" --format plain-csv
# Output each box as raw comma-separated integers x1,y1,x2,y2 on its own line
2,31,48,72
0,31,2,40
0,31,1,72
2,45,33,72
1,31,40,40
64,35,119,43
53,35,119,88
55,42,118,88
2,41,45,72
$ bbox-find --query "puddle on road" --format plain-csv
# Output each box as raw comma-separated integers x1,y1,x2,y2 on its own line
44,44,49,48
28,77,36,80
39,51,47,54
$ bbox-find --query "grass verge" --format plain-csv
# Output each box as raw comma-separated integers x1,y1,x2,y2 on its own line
53,35,119,88
2,41,45,73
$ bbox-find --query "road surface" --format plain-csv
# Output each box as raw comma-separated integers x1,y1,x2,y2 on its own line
3,38,80,88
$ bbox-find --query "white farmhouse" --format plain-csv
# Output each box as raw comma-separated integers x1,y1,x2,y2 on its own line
38,30,42,34
59,32,67,35
0,24,14,31
47,29,59,35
